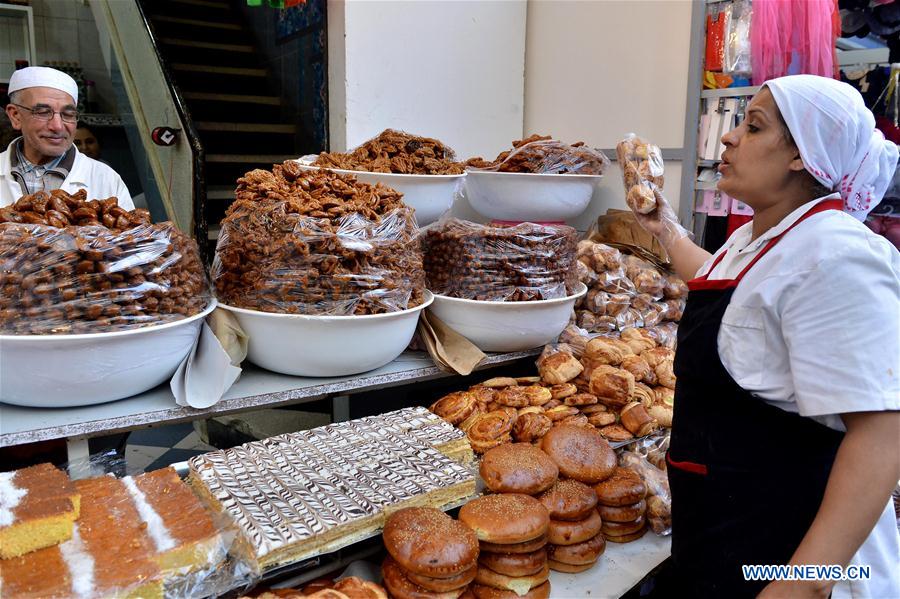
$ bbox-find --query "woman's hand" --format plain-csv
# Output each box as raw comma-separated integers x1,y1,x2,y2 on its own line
630,187,690,249
757,580,831,599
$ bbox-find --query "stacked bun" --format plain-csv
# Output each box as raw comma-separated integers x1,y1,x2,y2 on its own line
594,468,648,543
459,495,551,599
538,480,606,573
382,508,480,598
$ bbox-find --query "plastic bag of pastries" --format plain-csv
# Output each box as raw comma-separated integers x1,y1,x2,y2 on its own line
622,255,665,297
423,218,578,301
619,442,672,536
0,191,211,335
615,133,665,215
212,162,426,315
465,133,610,175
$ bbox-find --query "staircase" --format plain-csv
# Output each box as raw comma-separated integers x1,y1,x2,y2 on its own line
141,0,307,238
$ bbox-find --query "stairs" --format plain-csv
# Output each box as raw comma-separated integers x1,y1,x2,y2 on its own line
142,0,305,231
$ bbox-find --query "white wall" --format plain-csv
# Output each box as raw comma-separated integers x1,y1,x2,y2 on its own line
524,0,693,226
328,0,527,159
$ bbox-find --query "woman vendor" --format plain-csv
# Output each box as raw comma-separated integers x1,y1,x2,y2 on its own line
634,75,900,597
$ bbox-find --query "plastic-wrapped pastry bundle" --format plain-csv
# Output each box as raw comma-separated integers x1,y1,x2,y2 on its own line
313,129,465,175
465,134,610,175
616,134,665,215
573,239,686,334
423,218,578,301
212,162,426,315
0,192,209,335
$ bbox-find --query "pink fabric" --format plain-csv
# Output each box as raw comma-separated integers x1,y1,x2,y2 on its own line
751,0,835,85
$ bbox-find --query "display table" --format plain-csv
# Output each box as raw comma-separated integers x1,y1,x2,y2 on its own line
551,533,671,597
0,349,540,451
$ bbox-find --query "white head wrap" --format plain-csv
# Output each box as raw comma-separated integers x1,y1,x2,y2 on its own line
765,74,899,220
8,66,78,104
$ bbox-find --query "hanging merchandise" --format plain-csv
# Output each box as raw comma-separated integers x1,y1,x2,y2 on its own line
751,0,837,85
724,0,753,77
705,5,730,72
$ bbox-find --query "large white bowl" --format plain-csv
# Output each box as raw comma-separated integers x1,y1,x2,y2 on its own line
296,160,463,227
464,171,602,222
0,302,217,408
428,283,588,352
218,292,433,377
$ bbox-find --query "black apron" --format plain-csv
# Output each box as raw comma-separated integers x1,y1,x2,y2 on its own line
665,199,845,597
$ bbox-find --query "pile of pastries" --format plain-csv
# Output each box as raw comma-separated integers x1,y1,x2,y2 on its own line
314,129,465,175
574,241,686,334
0,190,209,334
212,162,425,315
465,134,609,176
428,327,675,453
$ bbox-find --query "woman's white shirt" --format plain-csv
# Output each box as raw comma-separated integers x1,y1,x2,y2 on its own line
695,193,900,598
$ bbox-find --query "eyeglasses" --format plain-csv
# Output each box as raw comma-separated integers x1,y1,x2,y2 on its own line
11,103,78,124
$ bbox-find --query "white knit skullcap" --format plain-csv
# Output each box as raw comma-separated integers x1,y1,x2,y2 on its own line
8,66,78,104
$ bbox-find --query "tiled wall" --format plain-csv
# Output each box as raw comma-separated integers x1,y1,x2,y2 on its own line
26,0,115,113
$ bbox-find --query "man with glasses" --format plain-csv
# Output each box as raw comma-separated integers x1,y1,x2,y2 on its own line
1,66,132,208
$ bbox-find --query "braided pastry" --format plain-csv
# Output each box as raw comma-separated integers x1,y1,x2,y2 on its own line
467,409,517,454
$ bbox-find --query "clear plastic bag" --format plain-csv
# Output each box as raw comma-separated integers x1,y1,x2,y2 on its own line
0,462,259,598
619,440,672,536
465,134,610,175
616,133,665,215
0,221,211,335
212,163,426,315
423,218,578,301
724,0,752,76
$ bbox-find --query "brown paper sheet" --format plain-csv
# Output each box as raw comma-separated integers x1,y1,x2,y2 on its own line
590,209,671,266
418,311,486,376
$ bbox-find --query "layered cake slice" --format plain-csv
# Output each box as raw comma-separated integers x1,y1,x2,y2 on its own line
188,412,476,570
0,475,162,598
0,463,80,559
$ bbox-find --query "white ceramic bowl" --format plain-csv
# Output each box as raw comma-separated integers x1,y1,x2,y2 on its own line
218,292,433,377
0,301,217,408
428,283,587,352
296,160,463,227
464,171,602,222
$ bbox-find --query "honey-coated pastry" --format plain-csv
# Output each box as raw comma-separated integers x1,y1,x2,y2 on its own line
589,366,636,407
656,359,676,389
619,355,653,385
619,402,658,437
496,387,531,408
587,412,617,428
474,562,549,597
540,425,616,484
598,423,634,442
512,413,553,443
640,347,674,369
333,577,389,599
517,376,543,384
633,381,657,406
544,406,580,422
579,403,608,415
546,532,606,565
523,386,553,406
560,413,591,428
547,510,603,546
407,565,478,593
538,352,583,384
468,386,497,404
620,328,657,354
597,499,647,523
459,494,549,545
648,387,675,427
542,399,562,410
481,377,519,388
537,479,598,521
382,508,479,579
470,581,550,599
584,337,629,366
382,556,467,599
478,547,547,577
479,443,559,495
430,392,479,426
594,467,647,506
467,409,517,453
517,406,545,416
563,392,598,407
549,383,578,400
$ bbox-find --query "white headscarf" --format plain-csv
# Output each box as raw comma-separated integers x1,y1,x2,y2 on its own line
765,74,899,220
